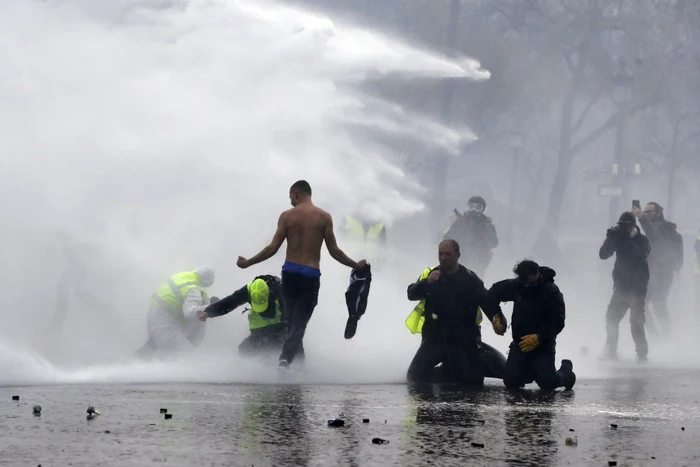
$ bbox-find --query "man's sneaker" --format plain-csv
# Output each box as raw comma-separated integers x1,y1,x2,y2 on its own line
278,359,290,370
637,354,648,364
560,359,576,390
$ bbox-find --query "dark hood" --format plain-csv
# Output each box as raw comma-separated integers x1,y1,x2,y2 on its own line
539,266,556,283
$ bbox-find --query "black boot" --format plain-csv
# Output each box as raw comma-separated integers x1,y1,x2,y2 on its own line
560,359,576,390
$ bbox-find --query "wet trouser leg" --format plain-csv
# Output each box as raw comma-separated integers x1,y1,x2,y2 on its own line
481,342,507,380
503,342,535,389
407,336,444,383
447,337,484,387
629,294,648,358
605,289,630,356
147,305,197,355
648,273,672,333
279,272,319,365
606,289,648,357
503,342,565,390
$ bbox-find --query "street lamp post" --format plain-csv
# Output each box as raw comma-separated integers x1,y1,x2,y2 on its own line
608,60,635,225
507,131,525,249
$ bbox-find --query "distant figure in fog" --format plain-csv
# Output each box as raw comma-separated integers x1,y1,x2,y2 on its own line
343,198,388,271
632,202,683,335
443,195,498,278
599,212,651,363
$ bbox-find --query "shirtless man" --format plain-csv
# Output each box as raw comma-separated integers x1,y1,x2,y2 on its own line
237,180,366,370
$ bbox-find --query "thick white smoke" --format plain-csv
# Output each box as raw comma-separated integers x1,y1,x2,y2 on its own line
0,0,491,384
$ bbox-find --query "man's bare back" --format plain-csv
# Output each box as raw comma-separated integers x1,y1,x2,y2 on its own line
236,185,365,271
282,204,330,269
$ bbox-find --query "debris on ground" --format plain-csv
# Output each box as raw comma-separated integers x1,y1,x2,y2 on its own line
86,406,100,420
12,396,19,401
104,430,111,434
327,418,344,427
609,462,617,466
362,418,369,423
160,408,168,414
569,428,575,432
164,414,173,420
565,436,578,446
609,424,618,429
372,438,389,445
33,405,42,415
471,443,484,448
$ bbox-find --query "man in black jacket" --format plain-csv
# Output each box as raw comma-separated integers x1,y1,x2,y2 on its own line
599,212,651,362
406,239,507,387
443,196,499,278
633,202,683,334
486,260,575,391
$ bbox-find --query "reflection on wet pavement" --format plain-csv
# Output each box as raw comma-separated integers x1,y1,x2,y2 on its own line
1,369,699,466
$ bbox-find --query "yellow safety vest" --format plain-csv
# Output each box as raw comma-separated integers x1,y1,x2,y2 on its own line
151,270,208,322
345,216,384,263
405,266,483,334
246,281,282,330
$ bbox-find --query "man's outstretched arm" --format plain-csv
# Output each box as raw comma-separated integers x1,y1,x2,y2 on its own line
238,213,287,268
324,215,363,269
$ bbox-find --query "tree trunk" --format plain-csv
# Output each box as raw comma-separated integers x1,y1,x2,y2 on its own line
546,90,576,230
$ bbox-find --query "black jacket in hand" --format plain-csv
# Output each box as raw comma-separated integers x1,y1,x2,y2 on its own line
599,227,651,294
406,264,502,337
639,216,683,274
485,266,565,349
443,213,498,270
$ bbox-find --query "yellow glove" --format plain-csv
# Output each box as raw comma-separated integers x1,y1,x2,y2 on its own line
519,334,540,353
491,315,506,336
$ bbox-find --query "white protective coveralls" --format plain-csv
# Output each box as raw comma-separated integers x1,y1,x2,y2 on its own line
145,265,215,354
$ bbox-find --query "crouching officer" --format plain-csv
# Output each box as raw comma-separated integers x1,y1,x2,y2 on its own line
405,239,507,387
199,275,303,358
486,260,576,391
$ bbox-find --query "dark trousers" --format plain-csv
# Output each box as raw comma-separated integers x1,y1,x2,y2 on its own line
407,332,484,386
503,342,565,390
279,272,319,364
605,288,648,357
647,272,673,332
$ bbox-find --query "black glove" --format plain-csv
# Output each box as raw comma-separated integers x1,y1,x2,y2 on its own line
606,227,620,238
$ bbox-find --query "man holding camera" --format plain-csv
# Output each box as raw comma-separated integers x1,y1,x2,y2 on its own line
599,212,652,362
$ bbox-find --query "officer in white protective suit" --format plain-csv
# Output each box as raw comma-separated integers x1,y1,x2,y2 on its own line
135,266,217,358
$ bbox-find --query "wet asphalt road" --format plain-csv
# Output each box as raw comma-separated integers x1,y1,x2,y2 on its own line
1,367,699,466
